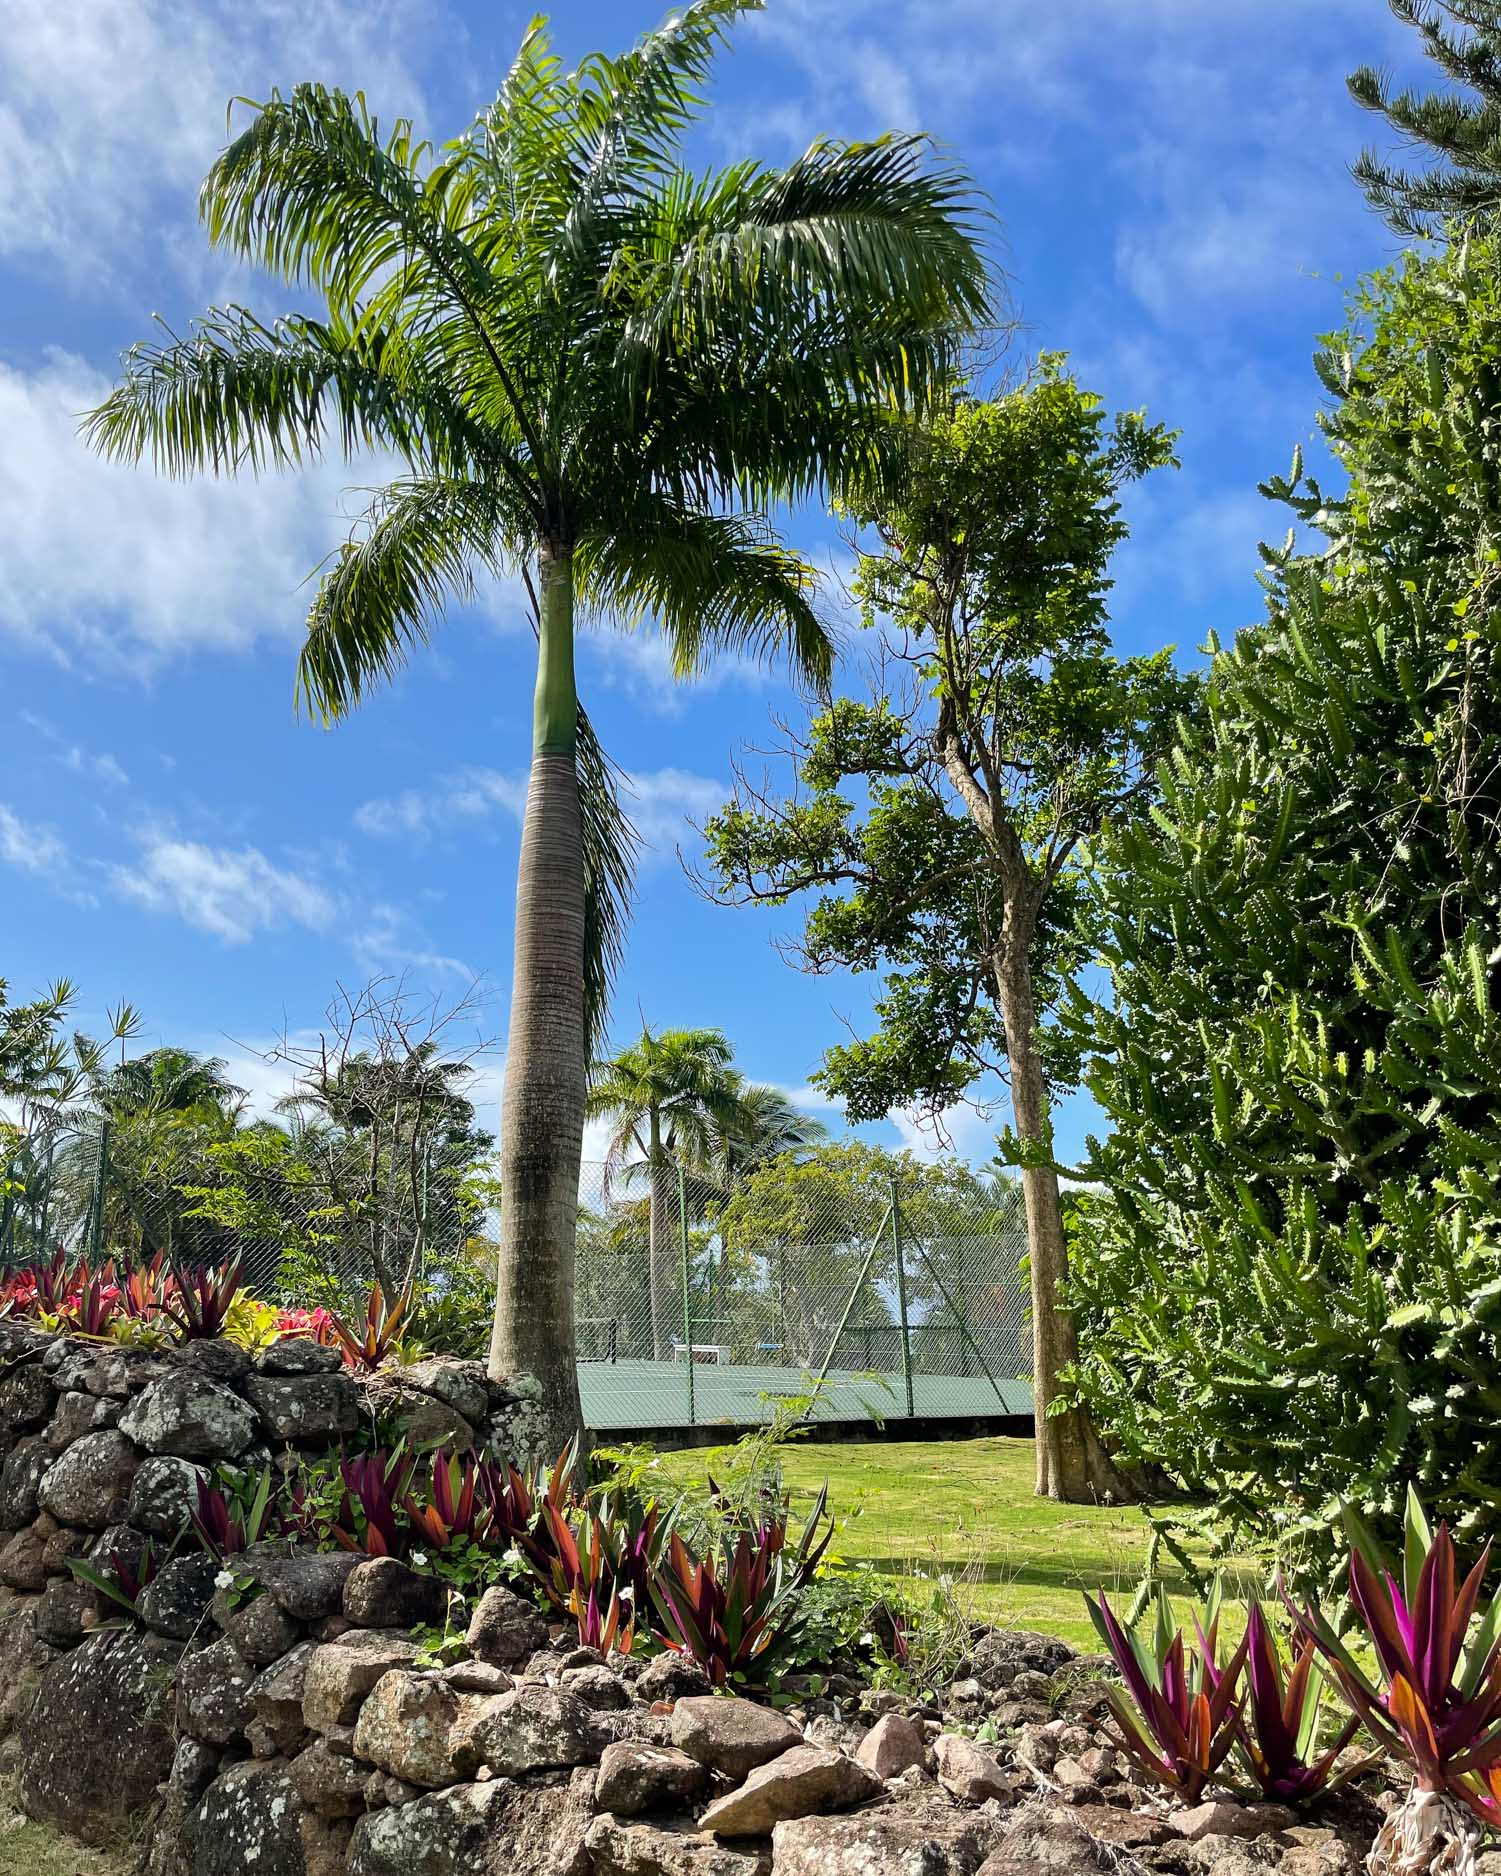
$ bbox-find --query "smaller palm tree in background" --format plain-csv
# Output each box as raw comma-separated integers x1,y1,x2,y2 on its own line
587,1027,823,1356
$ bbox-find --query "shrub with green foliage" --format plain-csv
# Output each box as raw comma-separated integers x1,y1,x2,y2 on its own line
1070,236,1501,1575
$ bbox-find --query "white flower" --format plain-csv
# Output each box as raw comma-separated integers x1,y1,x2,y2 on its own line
410,1551,429,1569
214,1570,235,1590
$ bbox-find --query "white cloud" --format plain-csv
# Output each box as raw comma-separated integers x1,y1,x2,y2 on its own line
112,833,336,943
354,765,727,864
0,804,66,873
0,0,445,286
891,1101,1001,1165
0,351,378,670
63,747,129,788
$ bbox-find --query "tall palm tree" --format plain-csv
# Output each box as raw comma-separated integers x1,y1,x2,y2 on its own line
587,1026,746,1356
717,1081,827,1179
83,0,990,1447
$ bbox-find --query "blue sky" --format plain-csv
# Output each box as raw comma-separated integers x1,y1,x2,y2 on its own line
0,0,1427,1165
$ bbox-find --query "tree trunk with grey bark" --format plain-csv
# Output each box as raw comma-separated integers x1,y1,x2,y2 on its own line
490,542,587,1455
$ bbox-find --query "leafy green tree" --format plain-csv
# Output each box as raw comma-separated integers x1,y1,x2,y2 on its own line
705,362,1192,1500
1069,237,1501,1573
1349,1,1501,236
83,1,990,1448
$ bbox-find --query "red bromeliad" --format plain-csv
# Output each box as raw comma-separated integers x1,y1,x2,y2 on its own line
1289,1490,1501,1872
1085,1586,1249,1803
1238,1601,1365,1804
326,1282,412,1371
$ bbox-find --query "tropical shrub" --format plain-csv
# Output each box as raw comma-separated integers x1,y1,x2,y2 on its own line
1069,235,1501,1573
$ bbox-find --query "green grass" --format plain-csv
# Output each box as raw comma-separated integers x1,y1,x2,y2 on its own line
657,1433,1219,1650
0,1781,129,1876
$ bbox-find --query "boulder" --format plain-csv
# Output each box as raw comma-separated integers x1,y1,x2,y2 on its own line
34,1573,94,1643
241,1372,361,1442
772,1803,1005,1876
244,1542,361,1620
933,1733,1017,1805
563,1661,632,1710
698,1746,882,1838
46,1387,120,1450
465,1582,549,1666
396,1359,491,1425
0,1522,48,1591
359,1374,476,1451
256,1338,346,1376
597,1740,708,1816
249,1640,318,1753
634,1652,714,1705
302,1630,420,1730
37,1428,142,1526
48,1344,155,1398
289,1737,371,1817
128,1454,206,1539
352,1670,471,1788
450,1681,599,1777
119,1372,257,1459
185,1761,307,1876
0,1360,54,1437
219,1588,304,1665
342,1556,447,1628
348,1771,596,1876
176,1634,257,1744
671,1695,801,1779
18,1627,183,1843
144,1739,222,1876
855,1712,928,1779
0,1435,51,1528
975,1801,1114,1876
585,1815,772,1876
0,1588,52,1731
139,1552,221,1640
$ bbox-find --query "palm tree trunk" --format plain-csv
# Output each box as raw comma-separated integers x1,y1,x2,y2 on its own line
647,1111,670,1360
490,541,587,1456
991,898,1135,1506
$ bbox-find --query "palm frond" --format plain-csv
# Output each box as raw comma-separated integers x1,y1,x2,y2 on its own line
576,706,638,1054
575,501,833,689
297,475,521,720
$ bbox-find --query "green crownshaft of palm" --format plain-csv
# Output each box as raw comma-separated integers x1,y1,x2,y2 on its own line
84,0,992,1446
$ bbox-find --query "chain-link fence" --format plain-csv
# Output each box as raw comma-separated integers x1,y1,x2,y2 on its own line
1,1125,1031,1432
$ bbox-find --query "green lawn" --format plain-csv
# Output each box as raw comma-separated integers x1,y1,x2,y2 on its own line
658,1433,1213,1650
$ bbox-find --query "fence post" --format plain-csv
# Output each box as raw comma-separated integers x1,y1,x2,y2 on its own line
88,1118,111,1261
891,1176,916,1420
677,1162,695,1427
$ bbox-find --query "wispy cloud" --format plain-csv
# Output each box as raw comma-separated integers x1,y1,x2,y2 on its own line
111,832,337,944
354,765,727,863
0,804,67,873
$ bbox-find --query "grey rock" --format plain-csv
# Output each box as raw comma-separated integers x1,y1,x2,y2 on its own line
933,1732,1017,1805
243,1541,360,1619
0,1360,54,1438
0,1587,53,1732
144,1740,223,1876
562,1661,631,1709
46,1387,119,1450
586,1815,772,1876
975,1801,1114,1876
855,1712,927,1779
361,1373,476,1451
348,1770,596,1876
119,1371,257,1459
219,1588,304,1665
256,1337,345,1376
185,1760,306,1876
596,1739,708,1816
0,1434,50,1528
139,1552,220,1640
397,1359,491,1425
634,1651,714,1705
247,1640,318,1752
966,1629,1075,1692
772,1803,1004,1876
451,1681,599,1777
0,1521,48,1590
289,1737,370,1817
1172,1800,1299,1843
441,1659,513,1695
128,1453,206,1539
176,1634,256,1744
18,1627,182,1844
465,1581,549,1667
42,1518,92,1574
342,1555,447,1628
697,1745,882,1837
34,1573,94,1643
242,1372,360,1442
671,1695,801,1779
37,1427,142,1526
351,1670,472,1788
302,1629,420,1730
